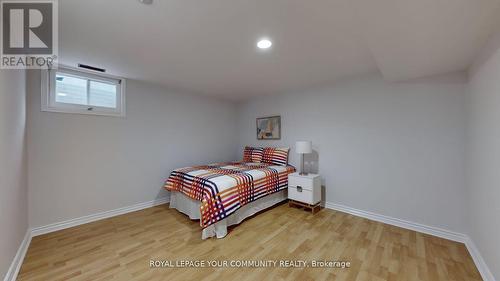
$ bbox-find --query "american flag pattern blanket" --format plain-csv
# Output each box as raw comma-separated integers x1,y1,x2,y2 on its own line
164,162,295,228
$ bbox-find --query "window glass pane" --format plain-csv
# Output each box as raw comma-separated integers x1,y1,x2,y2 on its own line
55,74,88,105
89,80,117,108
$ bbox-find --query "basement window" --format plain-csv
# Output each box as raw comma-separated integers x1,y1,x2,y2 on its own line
41,67,125,117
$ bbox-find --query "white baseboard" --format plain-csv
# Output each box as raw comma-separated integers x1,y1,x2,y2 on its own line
324,202,467,242
31,196,170,237
324,201,496,281
464,237,496,281
3,229,32,281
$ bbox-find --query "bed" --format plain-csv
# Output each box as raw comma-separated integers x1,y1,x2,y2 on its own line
164,147,295,239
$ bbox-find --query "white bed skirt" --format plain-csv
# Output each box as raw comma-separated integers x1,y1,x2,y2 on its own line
169,190,288,239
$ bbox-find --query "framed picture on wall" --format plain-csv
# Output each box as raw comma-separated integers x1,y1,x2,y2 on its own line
256,115,281,140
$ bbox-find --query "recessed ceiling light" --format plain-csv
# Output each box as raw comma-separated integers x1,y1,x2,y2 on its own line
257,39,272,49
138,0,153,4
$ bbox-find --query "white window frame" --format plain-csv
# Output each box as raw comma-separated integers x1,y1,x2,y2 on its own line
41,66,126,117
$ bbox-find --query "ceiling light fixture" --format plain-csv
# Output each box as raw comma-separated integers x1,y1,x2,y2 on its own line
257,39,272,49
138,0,153,4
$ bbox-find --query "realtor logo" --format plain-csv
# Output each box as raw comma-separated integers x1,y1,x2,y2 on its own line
1,0,58,69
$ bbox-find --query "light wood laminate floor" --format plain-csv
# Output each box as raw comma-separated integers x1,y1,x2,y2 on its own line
18,203,481,281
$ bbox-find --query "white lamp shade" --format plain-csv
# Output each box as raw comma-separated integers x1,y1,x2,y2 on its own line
295,141,312,154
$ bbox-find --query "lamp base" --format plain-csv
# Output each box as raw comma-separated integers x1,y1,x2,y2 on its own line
299,154,308,176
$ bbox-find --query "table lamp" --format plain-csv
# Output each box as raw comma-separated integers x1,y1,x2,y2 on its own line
295,141,312,175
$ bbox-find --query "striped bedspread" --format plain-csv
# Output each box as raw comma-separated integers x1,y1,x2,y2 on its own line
164,162,295,228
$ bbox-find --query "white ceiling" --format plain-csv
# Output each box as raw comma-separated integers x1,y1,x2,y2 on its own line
59,0,500,100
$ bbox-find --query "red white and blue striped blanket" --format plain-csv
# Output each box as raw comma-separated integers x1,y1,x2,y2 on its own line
164,162,295,228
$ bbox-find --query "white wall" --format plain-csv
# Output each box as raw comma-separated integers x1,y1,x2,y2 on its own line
0,70,28,279
27,70,239,228
237,73,467,233
466,28,500,280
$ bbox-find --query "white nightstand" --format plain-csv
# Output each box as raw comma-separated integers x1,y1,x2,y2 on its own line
288,172,321,214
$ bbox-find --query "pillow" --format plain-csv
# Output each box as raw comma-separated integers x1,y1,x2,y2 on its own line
243,146,264,163
261,147,289,166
